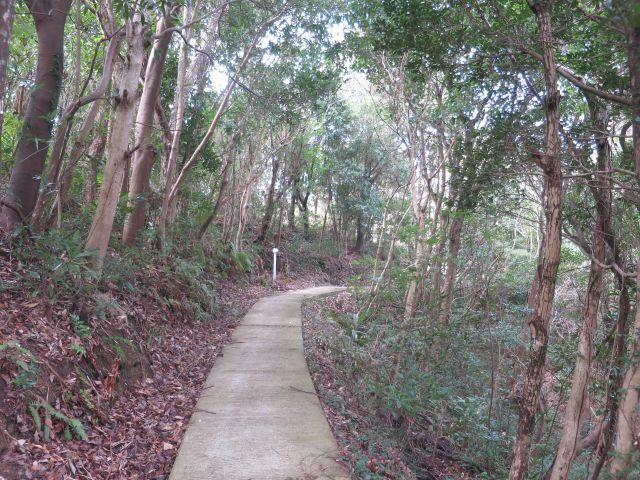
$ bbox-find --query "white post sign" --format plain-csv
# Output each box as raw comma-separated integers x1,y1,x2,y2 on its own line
272,247,279,282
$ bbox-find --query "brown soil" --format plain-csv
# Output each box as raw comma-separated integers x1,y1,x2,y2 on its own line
0,241,347,480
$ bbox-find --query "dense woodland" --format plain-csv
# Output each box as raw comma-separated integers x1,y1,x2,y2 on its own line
1,0,640,478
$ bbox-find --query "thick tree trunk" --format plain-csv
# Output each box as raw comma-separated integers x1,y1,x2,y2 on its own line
353,215,365,254
438,215,463,327
85,17,145,271
0,0,16,160
0,0,72,232
122,11,175,245
509,2,563,479
549,113,609,480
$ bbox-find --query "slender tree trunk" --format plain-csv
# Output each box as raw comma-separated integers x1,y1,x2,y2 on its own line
165,17,277,212
0,0,16,162
373,187,400,286
607,22,640,478
0,0,72,232
288,189,296,231
276,198,285,246
431,213,448,312
197,156,232,241
81,132,105,205
629,23,640,188
85,16,145,271
257,156,281,242
31,32,122,230
608,277,640,476
122,10,176,245
438,215,463,327
297,191,310,239
404,208,425,319
589,279,631,480
50,102,105,225
353,216,365,254
509,2,563,478
549,107,610,480
158,3,195,246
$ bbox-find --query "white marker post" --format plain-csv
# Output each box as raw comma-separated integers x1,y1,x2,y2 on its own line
272,247,279,282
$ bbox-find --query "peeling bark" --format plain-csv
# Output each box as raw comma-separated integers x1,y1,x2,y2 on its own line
509,2,563,478
122,9,177,245
85,16,146,271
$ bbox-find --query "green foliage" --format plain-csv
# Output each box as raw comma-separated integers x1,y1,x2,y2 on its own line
14,229,97,300
0,342,38,389
69,341,87,358
104,335,132,360
70,313,92,338
232,249,253,273
29,400,88,441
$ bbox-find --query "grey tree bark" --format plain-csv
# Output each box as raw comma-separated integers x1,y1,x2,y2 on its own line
85,16,146,271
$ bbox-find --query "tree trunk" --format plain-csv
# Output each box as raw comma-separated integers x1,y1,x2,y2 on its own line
288,190,296,231
81,132,105,206
438,215,463,327
31,32,122,230
509,2,563,479
257,156,281,242
353,216,365,255
197,154,232,241
549,102,610,480
431,221,447,312
0,0,16,162
85,16,145,272
404,206,426,319
606,22,640,478
51,102,106,225
122,10,176,245
608,275,640,476
165,17,275,212
158,4,195,247
297,190,310,239
0,0,72,232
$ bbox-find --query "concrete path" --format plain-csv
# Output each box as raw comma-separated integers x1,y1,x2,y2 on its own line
169,286,349,480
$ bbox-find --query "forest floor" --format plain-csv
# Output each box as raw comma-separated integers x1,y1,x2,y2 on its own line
0,239,350,480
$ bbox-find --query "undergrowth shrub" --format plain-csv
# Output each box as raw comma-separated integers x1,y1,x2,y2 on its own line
11,228,97,299
320,258,535,478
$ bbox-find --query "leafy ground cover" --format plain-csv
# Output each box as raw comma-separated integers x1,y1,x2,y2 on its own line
0,233,347,479
303,293,475,480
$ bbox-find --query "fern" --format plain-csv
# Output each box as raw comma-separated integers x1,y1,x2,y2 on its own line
29,401,88,441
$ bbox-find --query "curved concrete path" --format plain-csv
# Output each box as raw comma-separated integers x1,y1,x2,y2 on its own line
169,286,349,480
